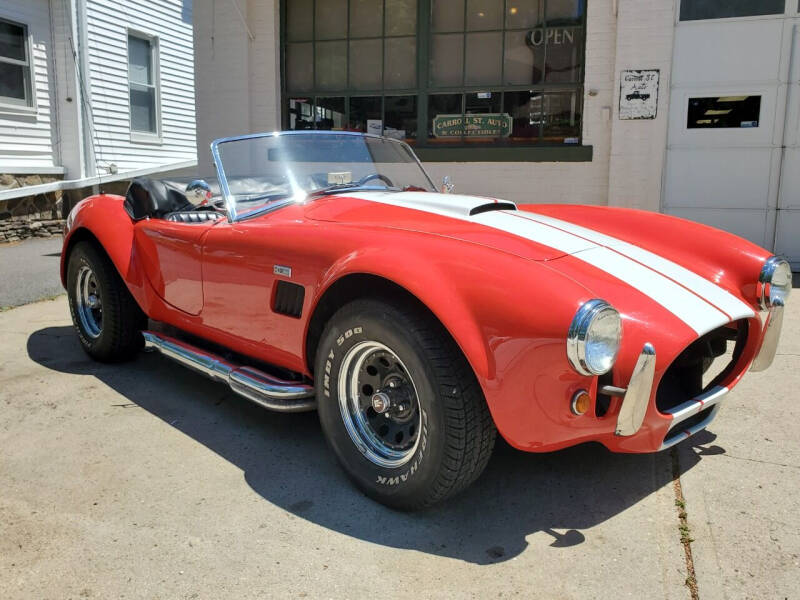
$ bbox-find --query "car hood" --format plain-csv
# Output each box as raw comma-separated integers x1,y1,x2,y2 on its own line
305,191,597,261
305,191,760,337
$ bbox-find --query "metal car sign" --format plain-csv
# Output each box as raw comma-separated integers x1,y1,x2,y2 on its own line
619,69,660,120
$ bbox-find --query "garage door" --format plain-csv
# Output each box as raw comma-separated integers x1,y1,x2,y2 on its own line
664,1,800,267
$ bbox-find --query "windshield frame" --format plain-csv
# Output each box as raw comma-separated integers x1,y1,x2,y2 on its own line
209,131,436,223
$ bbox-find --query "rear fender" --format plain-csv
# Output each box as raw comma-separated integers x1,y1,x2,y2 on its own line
61,194,151,310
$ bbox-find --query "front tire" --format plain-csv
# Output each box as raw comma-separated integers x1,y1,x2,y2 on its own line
316,299,496,510
66,241,146,362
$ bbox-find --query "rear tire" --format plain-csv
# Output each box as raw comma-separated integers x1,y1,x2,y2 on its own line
66,241,146,362
316,299,496,510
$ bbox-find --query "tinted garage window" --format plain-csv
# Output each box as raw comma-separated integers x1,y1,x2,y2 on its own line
687,96,761,129
680,0,785,21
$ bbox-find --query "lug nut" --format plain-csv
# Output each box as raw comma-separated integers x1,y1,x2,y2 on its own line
371,392,392,414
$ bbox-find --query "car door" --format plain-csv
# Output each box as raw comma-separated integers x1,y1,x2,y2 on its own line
134,219,217,315
200,208,319,371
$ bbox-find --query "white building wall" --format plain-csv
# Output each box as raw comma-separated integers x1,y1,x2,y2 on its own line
0,0,59,172
84,0,197,173
193,0,281,175
606,0,676,212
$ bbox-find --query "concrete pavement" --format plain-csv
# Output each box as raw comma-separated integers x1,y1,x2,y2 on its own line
0,236,64,309
0,295,797,598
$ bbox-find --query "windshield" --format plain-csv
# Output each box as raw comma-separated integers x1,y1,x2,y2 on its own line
211,132,436,220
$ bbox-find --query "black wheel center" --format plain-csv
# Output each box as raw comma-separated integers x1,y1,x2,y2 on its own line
357,350,420,452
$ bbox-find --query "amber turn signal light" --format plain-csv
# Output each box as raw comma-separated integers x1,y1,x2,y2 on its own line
571,390,591,416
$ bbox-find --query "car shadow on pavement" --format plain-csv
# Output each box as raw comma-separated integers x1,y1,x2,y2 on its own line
27,326,716,565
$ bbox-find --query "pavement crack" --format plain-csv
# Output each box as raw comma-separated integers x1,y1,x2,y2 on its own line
719,453,800,470
671,448,699,600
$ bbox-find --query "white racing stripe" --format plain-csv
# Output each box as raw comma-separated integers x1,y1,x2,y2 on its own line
513,211,756,322
348,192,751,334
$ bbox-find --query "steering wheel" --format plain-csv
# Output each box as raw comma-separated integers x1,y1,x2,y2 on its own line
356,173,394,188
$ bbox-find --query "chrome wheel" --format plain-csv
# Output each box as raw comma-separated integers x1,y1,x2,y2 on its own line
337,341,421,468
75,265,103,339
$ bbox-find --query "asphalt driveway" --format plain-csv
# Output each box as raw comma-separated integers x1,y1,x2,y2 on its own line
0,295,798,599
0,236,64,309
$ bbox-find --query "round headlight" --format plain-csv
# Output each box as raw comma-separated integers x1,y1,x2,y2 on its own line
567,299,623,376
758,257,792,309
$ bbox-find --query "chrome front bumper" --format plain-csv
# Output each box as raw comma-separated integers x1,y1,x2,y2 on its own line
614,343,657,437
750,301,784,372
613,302,784,446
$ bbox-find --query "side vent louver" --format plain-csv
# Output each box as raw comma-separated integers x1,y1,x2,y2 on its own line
273,281,305,318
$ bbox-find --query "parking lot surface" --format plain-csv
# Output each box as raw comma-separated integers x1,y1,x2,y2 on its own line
0,237,64,309
1,296,798,599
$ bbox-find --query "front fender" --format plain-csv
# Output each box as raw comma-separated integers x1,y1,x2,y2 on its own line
306,231,599,451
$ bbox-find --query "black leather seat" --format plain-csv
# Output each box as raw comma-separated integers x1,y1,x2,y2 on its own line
124,178,193,220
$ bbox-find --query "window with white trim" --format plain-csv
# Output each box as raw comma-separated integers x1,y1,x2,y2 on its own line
128,33,160,136
0,18,33,107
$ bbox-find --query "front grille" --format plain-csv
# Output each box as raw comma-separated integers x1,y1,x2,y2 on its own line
656,319,748,413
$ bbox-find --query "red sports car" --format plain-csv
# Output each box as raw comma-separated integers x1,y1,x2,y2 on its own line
60,131,791,509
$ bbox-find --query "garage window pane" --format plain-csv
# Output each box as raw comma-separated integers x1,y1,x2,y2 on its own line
350,0,383,38
542,92,581,143
385,95,417,140
504,90,543,141
316,96,346,129
544,27,583,83
386,0,417,36
350,39,383,89
680,0,785,21
316,0,348,40
465,32,502,85
287,0,313,40
315,41,347,90
287,97,314,129
687,96,761,129
504,30,543,85
466,0,503,31
286,43,314,92
384,36,417,89
430,33,464,87
505,0,543,29
432,0,465,32
545,0,585,26
349,96,383,133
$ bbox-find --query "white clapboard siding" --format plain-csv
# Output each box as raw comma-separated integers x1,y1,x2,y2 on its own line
0,0,57,170
85,0,196,172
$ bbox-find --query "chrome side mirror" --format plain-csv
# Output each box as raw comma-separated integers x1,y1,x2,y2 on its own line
441,175,455,194
186,179,212,206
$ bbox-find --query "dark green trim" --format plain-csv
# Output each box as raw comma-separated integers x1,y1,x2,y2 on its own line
414,145,593,162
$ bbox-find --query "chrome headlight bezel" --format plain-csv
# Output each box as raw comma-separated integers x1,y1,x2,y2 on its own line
567,299,623,376
758,256,792,310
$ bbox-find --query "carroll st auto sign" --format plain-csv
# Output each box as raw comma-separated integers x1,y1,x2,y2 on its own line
432,114,513,138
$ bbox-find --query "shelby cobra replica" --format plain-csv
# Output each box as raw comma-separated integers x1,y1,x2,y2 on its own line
61,131,791,509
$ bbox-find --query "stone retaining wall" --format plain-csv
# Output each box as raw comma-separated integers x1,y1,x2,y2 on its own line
0,218,65,244
0,174,132,245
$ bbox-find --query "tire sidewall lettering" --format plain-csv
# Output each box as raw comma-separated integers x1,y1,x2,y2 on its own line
321,322,430,487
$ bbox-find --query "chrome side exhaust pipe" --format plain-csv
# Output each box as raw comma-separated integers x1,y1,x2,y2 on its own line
142,331,316,412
